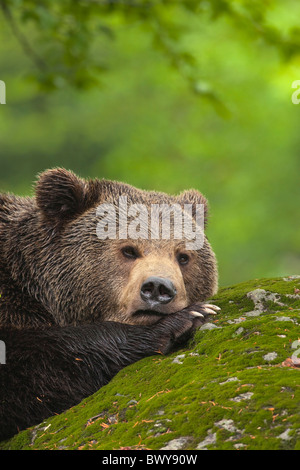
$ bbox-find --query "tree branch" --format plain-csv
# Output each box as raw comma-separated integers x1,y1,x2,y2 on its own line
0,0,47,72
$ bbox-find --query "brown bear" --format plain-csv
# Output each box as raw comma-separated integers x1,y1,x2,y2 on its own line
0,168,218,440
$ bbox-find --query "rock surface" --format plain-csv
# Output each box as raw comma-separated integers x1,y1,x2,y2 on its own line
1,276,299,450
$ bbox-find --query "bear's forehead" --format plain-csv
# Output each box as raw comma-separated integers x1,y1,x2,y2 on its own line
96,179,177,203
106,189,177,206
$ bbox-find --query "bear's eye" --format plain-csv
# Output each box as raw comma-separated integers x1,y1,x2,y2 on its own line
177,253,190,266
121,246,139,260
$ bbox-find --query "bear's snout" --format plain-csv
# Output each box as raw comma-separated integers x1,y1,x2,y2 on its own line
117,255,189,324
140,276,177,307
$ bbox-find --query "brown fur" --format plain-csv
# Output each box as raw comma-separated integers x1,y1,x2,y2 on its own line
0,168,218,329
0,169,219,440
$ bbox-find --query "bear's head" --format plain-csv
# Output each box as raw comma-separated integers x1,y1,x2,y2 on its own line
34,168,218,326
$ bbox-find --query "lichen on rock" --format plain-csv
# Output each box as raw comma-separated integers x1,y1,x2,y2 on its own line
1,276,299,450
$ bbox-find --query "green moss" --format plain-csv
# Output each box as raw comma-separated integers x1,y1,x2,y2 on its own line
1,276,299,450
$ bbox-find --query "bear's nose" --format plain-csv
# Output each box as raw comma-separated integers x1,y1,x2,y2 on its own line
140,276,177,306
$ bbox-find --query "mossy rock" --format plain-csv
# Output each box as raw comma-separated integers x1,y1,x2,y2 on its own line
1,276,300,450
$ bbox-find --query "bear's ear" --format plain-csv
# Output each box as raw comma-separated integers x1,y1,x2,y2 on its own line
177,189,209,227
35,168,100,229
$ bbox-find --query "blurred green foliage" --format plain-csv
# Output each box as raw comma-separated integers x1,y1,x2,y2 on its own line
0,0,299,286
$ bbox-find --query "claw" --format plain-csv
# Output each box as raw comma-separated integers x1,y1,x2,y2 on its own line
198,303,220,315
190,311,204,318
204,304,221,311
202,307,219,315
